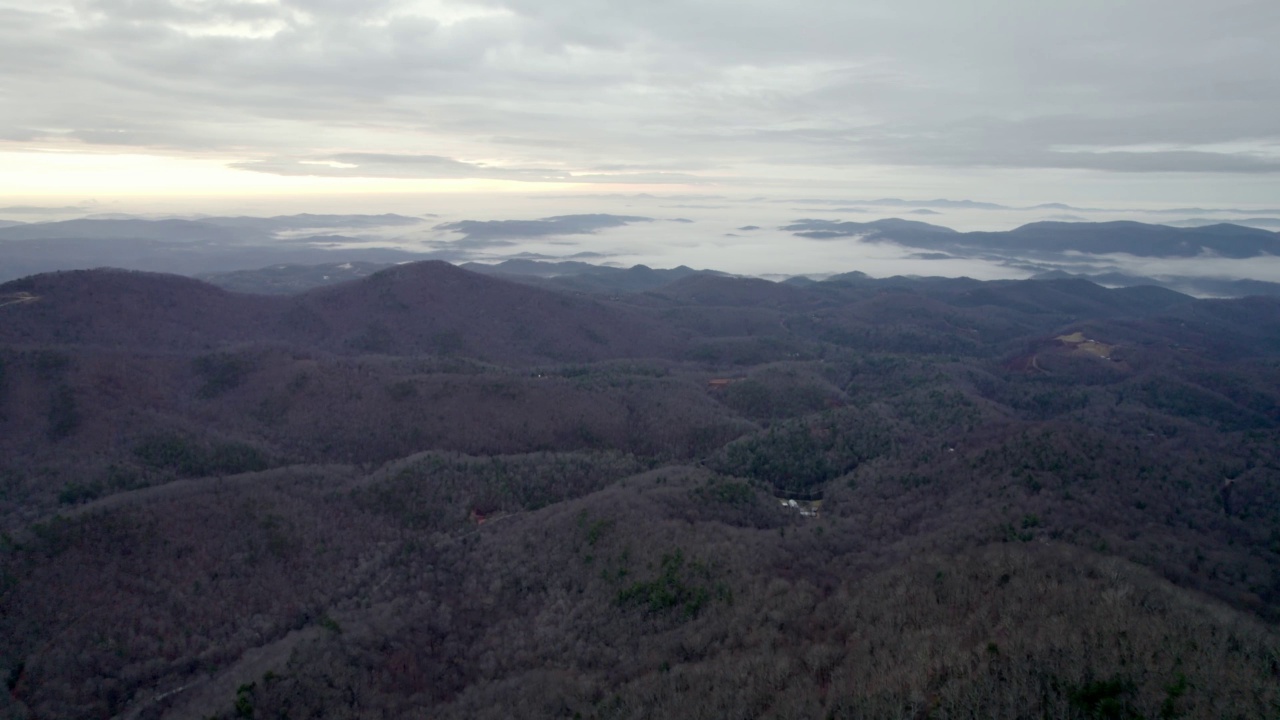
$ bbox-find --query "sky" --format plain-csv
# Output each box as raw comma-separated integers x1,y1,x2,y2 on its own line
2,0,1280,210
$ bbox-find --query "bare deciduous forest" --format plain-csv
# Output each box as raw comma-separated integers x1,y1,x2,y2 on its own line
2,263,1279,719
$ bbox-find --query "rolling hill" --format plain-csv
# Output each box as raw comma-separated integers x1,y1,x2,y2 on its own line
1,262,1279,719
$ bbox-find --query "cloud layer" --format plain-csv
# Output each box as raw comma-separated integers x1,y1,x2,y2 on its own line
3,0,1279,194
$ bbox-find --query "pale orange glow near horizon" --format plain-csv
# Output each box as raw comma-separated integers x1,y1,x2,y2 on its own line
0,150,626,198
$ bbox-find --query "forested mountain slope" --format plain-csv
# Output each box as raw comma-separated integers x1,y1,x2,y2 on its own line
2,262,1278,719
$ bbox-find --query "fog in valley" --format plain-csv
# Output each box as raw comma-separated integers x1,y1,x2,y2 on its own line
6,193,1280,294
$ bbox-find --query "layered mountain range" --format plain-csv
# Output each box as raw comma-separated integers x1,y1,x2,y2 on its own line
3,214,1280,299
1,260,1279,719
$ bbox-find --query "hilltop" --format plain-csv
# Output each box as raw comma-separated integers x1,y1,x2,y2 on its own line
0,262,684,363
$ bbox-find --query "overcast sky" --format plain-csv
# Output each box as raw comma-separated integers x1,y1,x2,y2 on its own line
2,0,1278,205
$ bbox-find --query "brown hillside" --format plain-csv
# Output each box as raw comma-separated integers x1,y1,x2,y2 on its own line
0,264,687,365
654,274,813,309
284,261,687,363
0,269,277,350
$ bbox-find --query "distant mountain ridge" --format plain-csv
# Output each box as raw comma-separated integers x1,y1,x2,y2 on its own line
1032,269,1280,299
195,213,427,231
1166,217,1280,230
0,218,262,243
461,259,722,294
783,197,1280,214
4,214,1279,299
784,218,1280,258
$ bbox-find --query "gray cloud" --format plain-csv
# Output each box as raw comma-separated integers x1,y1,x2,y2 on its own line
834,118,1280,174
3,0,1280,197
1035,151,1280,174
232,153,708,183
0,205,94,214
865,144,1280,175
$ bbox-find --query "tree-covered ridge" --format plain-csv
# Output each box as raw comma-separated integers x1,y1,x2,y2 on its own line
1,263,1279,718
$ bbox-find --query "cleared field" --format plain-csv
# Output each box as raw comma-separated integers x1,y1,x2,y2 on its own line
1056,331,1115,358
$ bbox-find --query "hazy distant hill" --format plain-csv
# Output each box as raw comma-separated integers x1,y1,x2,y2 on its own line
438,213,653,243
784,217,958,241
986,221,1280,257
0,218,262,243
784,218,1280,258
0,214,425,241
461,259,608,278
0,216,443,283
463,260,718,294
196,213,427,232
656,273,813,308
1032,269,1280,299
1166,217,1280,230
0,235,433,283
198,261,397,294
